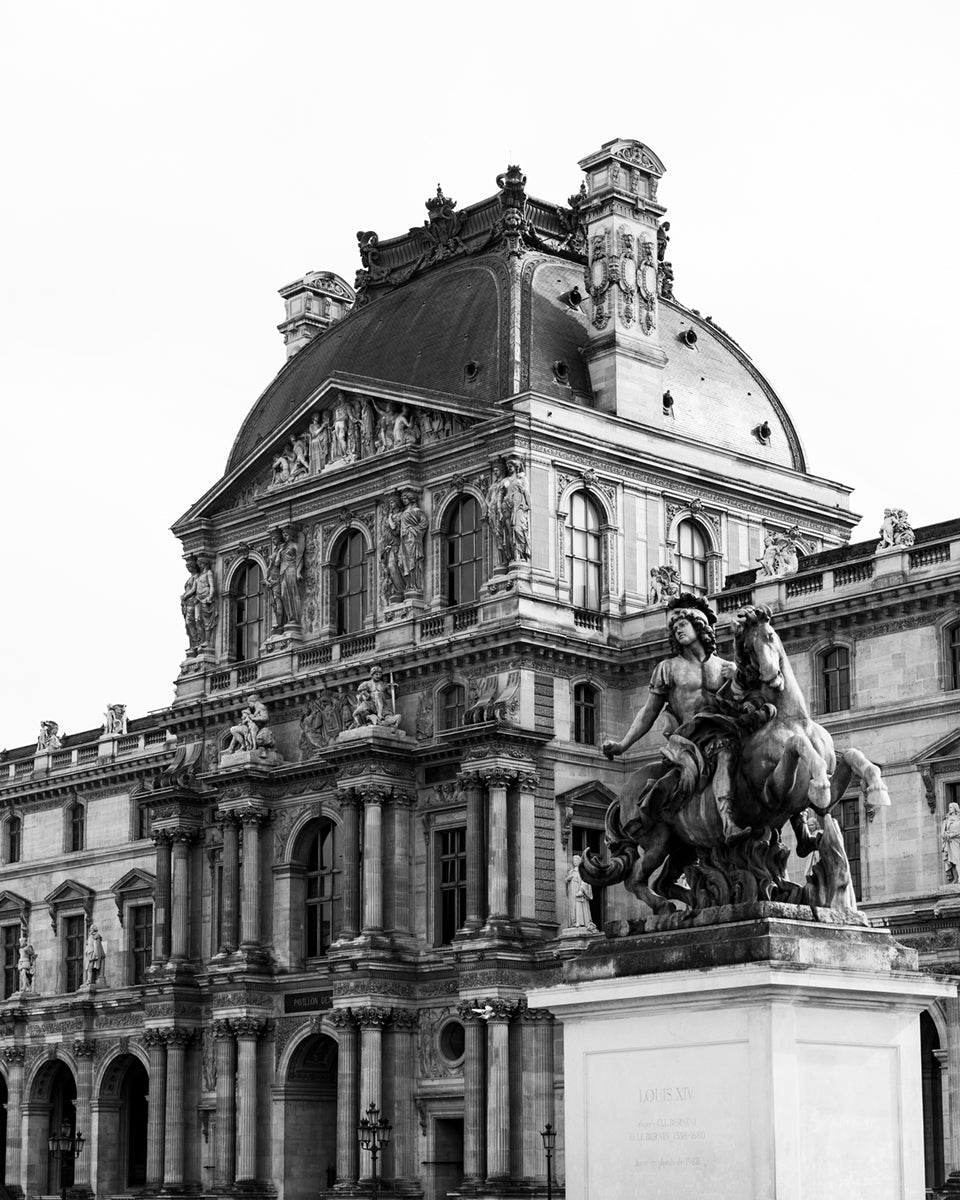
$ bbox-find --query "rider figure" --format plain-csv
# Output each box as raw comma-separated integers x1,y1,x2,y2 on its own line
602,593,750,843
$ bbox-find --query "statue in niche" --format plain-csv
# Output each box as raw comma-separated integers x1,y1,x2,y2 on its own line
227,693,276,755
193,555,218,648
877,507,915,551
37,721,62,752
351,664,402,729
398,488,427,592
484,460,507,568
649,565,681,604
180,556,200,650
581,594,890,918
756,526,803,578
331,393,353,461
308,412,331,473
380,494,406,605
84,924,105,985
103,704,127,737
566,855,598,931
265,528,284,632
943,802,960,883
17,935,36,992
274,524,305,627
500,455,531,563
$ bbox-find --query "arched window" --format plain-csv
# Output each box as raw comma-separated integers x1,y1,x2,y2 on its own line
948,623,960,690
566,492,603,611
439,684,466,732
305,820,341,957
574,683,599,745
445,496,482,606
68,802,85,853
233,562,265,663
7,815,21,864
821,646,851,713
335,531,367,635
676,520,708,596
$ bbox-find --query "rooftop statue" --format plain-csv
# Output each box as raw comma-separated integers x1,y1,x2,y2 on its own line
36,720,62,752
877,507,915,551
582,594,890,917
757,526,803,578
103,703,127,737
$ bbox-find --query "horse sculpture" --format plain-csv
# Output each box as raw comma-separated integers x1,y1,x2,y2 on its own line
581,605,889,916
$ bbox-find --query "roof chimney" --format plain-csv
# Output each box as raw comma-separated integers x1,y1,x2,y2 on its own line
577,138,668,421
277,270,356,359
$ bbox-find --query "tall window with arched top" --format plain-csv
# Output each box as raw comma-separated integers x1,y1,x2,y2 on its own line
821,646,851,713
305,820,342,957
233,562,265,663
335,531,367,635
445,496,482,606
566,492,603,611
439,683,466,732
676,520,708,596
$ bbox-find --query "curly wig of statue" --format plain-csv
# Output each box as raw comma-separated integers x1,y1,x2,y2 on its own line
666,592,719,658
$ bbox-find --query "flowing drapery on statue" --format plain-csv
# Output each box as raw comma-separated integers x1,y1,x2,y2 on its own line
582,595,890,917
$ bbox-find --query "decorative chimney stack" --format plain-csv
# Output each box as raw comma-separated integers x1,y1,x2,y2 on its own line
277,270,356,359
577,138,668,421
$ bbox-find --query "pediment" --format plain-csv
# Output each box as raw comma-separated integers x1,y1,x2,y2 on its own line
913,729,960,767
111,869,156,923
0,890,30,920
180,376,489,526
556,781,618,806
44,879,95,932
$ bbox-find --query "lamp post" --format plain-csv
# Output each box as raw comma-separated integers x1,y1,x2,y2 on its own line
540,1123,556,1200
357,1101,391,1200
47,1120,85,1200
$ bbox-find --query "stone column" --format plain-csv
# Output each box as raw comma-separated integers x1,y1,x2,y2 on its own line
339,792,361,940
516,773,540,923
153,833,172,963
233,1017,266,1182
143,1029,167,1188
2,1046,25,1196
212,1019,237,1187
21,1102,52,1198
239,808,269,949
945,995,960,1179
389,1010,419,1183
357,1007,390,1179
388,794,413,935
218,812,240,952
170,834,194,961
361,788,386,934
72,1040,96,1189
331,1009,359,1185
485,1000,515,1181
457,1003,487,1185
461,772,485,930
484,771,511,921
162,1028,193,1187
518,1006,555,1180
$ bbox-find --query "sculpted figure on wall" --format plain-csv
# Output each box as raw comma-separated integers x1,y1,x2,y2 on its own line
85,924,105,985
351,664,402,730
308,412,331,472
193,555,218,649
103,703,128,737
649,564,681,604
756,526,803,578
300,686,345,753
566,854,598,931
37,721,62,752
398,488,427,592
227,692,277,756
275,524,305,627
181,556,200,649
266,528,284,632
17,935,36,992
500,455,531,563
582,594,891,918
485,461,507,568
942,801,960,883
380,494,405,605
877,507,915,551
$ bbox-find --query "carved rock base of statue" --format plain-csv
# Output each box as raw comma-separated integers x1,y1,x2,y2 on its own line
530,907,951,1200
219,747,281,770
335,724,414,747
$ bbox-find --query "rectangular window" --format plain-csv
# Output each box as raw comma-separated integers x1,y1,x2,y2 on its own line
64,915,85,992
437,827,467,945
69,804,85,853
838,797,862,901
130,904,153,983
7,817,21,864
136,803,151,841
1,924,19,999
572,825,605,929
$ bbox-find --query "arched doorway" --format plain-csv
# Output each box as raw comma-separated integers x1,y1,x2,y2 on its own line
281,1032,338,1200
31,1062,77,1194
920,1012,946,1190
96,1052,150,1194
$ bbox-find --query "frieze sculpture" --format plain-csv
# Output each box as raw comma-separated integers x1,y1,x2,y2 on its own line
877,507,915,550
299,687,345,753
103,703,127,737
756,526,803,578
942,801,960,884
226,693,277,757
649,564,681,604
581,594,890,918
351,664,402,730
37,720,62,752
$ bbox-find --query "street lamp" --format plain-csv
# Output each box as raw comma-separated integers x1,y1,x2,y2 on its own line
540,1122,557,1200
357,1101,391,1200
47,1120,85,1200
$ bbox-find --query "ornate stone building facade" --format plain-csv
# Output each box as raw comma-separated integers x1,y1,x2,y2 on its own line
0,137,958,1198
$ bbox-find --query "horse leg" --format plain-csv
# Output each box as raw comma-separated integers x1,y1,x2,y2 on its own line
764,733,831,813
829,747,891,810
624,823,676,914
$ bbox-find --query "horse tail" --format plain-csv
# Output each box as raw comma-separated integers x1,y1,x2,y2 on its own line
579,796,639,889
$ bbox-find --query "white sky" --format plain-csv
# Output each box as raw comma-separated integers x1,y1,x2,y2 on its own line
1,1,957,751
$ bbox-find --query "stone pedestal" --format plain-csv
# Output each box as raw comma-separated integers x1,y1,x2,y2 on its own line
528,904,955,1200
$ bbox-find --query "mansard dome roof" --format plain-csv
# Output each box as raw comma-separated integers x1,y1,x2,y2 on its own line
227,163,805,474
